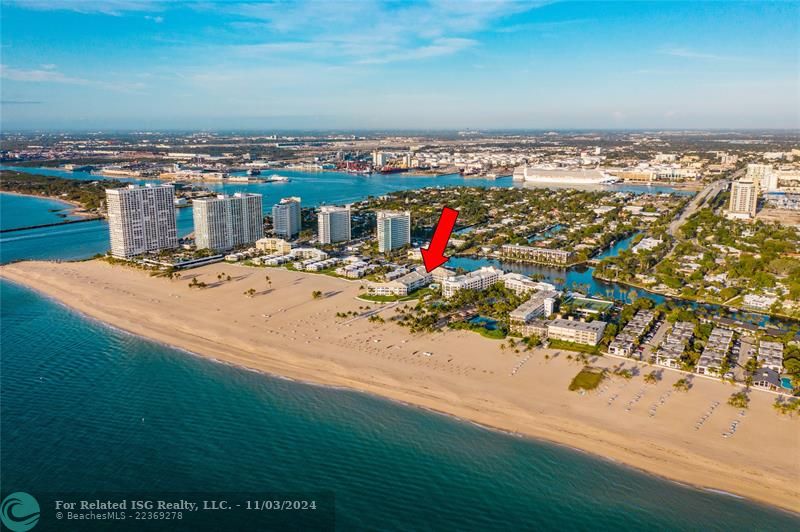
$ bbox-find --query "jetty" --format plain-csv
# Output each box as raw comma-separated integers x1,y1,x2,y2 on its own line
0,216,104,234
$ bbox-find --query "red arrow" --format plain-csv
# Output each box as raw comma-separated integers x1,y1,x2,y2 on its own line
421,206,459,272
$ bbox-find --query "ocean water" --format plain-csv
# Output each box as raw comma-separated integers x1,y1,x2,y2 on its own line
0,192,80,229
2,280,798,531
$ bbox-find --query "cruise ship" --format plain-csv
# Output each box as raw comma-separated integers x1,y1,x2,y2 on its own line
512,165,619,185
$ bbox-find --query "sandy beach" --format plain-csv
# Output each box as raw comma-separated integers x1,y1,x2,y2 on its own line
1,259,798,514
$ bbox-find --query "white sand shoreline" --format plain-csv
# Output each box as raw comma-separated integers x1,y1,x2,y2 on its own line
1,260,798,514
10,273,781,512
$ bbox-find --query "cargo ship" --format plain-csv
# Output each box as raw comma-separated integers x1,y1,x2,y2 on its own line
379,166,409,174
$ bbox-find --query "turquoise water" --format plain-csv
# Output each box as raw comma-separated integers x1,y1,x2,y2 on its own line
468,315,499,330
0,195,195,264
529,223,565,242
2,280,798,530
594,233,639,260
0,192,80,230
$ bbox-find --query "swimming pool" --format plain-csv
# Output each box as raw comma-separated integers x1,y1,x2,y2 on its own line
469,315,499,330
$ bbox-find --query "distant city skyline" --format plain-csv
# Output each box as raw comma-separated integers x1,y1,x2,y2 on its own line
1,0,798,130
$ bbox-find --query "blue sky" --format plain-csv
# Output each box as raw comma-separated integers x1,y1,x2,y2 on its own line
1,0,797,130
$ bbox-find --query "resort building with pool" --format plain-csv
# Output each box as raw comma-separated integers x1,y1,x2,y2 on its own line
441,266,504,299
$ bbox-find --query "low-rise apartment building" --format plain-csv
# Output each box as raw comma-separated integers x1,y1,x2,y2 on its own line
501,244,574,265
367,267,432,297
655,321,695,368
608,309,657,358
757,341,784,372
547,318,607,346
256,237,293,255
502,272,557,296
509,290,561,336
513,319,549,339
695,327,734,376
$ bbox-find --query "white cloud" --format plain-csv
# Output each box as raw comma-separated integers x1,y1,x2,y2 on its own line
496,18,592,33
7,0,165,16
220,0,536,65
0,64,146,92
659,47,742,62
357,38,477,64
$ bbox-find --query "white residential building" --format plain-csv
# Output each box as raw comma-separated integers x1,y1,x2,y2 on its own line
695,327,734,376
743,293,777,311
376,210,411,252
367,267,432,297
509,290,560,329
502,273,556,296
441,266,503,298
372,151,390,167
655,321,695,368
632,237,663,254
501,244,574,265
431,266,456,283
193,193,263,251
317,205,351,244
746,163,773,191
727,178,759,219
255,237,293,255
106,184,178,258
757,341,784,372
272,197,302,239
608,310,657,358
547,319,607,346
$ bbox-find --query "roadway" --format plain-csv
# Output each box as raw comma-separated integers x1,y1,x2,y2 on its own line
667,174,735,237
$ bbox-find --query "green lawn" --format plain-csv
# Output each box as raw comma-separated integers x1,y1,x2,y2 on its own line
358,293,404,302
358,287,435,303
475,327,506,340
568,368,607,391
548,338,600,355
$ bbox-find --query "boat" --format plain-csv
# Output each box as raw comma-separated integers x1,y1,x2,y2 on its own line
266,174,290,182
247,169,261,176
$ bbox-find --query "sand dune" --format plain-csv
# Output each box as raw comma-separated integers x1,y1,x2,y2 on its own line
2,260,798,513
